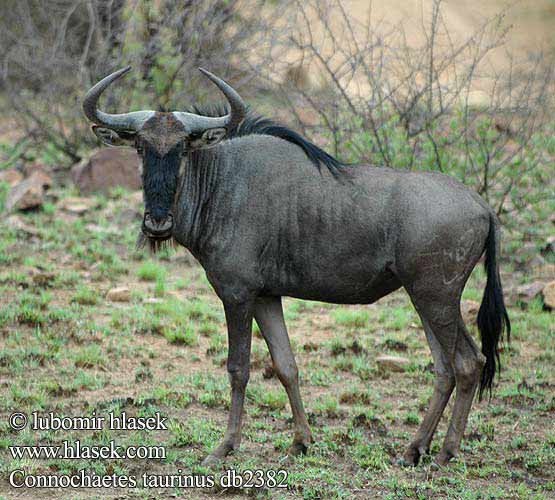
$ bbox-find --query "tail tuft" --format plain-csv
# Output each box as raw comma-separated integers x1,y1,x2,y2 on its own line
477,213,510,400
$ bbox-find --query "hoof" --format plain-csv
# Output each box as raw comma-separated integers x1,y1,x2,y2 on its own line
398,445,426,467
201,454,222,467
202,439,236,467
433,450,455,468
289,441,309,456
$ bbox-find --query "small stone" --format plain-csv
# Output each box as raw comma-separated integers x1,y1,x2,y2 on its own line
539,264,555,277
461,299,480,325
5,171,53,211
5,215,41,236
30,269,57,287
106,287,131,302
262,363,275,379
6,175,45,211
542,281,555,310
515,281,546,304
376,355,410,372
541,236,555,256
58,196,99,214
0,168,24,187
144,297,163,304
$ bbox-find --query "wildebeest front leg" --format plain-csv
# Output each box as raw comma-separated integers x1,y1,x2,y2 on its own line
254,296,313,455
202,301,253,465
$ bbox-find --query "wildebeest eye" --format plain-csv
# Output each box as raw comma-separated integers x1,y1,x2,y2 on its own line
135,140,144,156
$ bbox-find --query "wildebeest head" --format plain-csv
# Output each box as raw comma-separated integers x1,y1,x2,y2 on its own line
82,67,245,240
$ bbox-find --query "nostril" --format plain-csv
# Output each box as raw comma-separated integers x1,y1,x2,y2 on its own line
143,210,173,235
149,209,168,224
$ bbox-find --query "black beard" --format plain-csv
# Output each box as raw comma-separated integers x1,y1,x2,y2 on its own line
136,231,176,254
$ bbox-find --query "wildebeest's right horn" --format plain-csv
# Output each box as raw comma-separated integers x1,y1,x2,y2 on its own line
82,66,155,131
174,69,246,133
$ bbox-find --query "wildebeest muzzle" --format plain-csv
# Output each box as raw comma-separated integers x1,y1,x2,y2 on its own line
142,211,174,239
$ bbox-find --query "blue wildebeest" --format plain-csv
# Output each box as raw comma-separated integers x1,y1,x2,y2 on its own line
82,67,510,467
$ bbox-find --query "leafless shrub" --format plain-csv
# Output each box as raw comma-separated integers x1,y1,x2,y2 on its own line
0,0,281,165
255,0,555,237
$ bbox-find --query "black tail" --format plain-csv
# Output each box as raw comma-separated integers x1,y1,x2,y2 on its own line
477,213,511,399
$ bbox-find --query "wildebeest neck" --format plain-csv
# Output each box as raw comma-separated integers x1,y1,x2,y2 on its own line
173,148,222,254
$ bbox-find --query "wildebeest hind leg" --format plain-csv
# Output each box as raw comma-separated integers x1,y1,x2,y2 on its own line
400,316,455,466
435,318,485,466
254,296,313,455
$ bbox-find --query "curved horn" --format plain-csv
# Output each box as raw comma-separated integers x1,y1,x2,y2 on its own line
173,68,246,133
82,66,155,131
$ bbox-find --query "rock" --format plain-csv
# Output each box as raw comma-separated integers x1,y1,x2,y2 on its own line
31,269,57,287
6,175,45,211
542,281,555,310
5,215,41,236
539,264,555,277
71,149,141,194
107,287,131,302
0,168,24,187
28,169,52,190
461,299,480,325
144,297,163,304
515,281,546,305
262,363,275,379
22,164,53,189
375,355,410,373
541,236,555,256
84,224,118,235
58,196,99,214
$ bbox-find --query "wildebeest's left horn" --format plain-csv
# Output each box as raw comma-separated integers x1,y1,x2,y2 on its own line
174,69,246,133
82,66,155,131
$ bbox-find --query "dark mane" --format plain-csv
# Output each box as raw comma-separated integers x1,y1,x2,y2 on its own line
189,104,345,176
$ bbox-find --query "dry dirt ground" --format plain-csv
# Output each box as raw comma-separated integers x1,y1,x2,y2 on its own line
0,189,554,500
266,0,555,104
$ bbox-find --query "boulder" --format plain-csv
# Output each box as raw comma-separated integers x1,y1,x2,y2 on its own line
461,299,480,325
6,173,46,211
0,168,24,187
376,355,410,373
542,281,555,310
107,287,131,302
72,149,141,194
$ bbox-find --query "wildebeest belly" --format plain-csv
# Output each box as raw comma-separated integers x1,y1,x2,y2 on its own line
259,249,402,304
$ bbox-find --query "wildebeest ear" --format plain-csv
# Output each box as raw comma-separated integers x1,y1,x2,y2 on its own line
92,125,135,147
189,127,227,150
